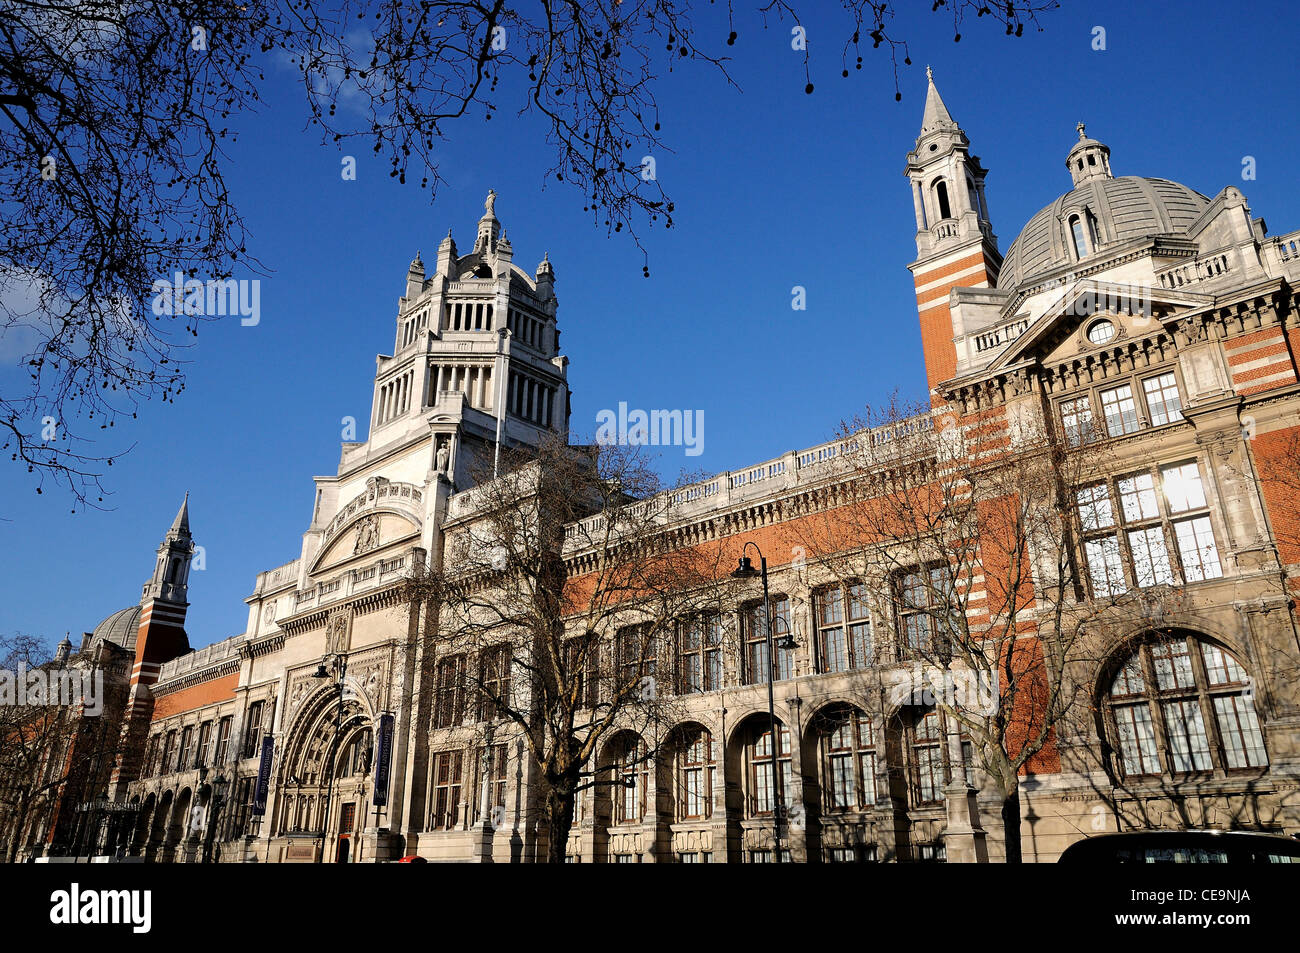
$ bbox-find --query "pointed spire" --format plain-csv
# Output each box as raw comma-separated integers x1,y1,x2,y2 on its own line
168,492,190,539
919,68,957,136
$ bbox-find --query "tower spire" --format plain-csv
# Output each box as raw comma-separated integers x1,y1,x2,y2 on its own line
919,68,957,137
167,491,190,540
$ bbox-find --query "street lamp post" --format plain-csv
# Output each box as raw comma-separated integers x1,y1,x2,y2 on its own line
200,772,228,864
312,653,349,864
731,542,798,864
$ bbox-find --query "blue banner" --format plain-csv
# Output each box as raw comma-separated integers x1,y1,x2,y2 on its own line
252,736,274,816
372,713,395,807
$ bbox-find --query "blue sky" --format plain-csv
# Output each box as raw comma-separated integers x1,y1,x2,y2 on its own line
3,0,1299,650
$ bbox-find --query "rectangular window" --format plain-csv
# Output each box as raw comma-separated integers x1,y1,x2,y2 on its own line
479,645,512,721
431,750,463,830
1162,699,1212,771
472,743,508,823
1143,373,1183,426
678,612,721,693
1077,483,1115,531
1174,516,1222,581
911,711,944,805
1117,473,1159,523
1162,462,1207,513
214,717,232,766
1213,695,1269,769
815,584,873,673
161,731,177,774
196,721,213,769
242,702,265,759
1128,526,1174,587
896,568,954,656
178,726,194,771
1061,395,1094,446
1100,384,1140,436
434,655,467,729
1113,703,1161,776
564,637,599,709
617,624,656,693
1085,535,1127,597
1151,639,1196,691
743,598,793,684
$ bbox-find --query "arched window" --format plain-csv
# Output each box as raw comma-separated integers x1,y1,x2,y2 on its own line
1104,636,1268,779
933,179,952,220
816,706,878,812
1070,214,1090,258
674,727,715,820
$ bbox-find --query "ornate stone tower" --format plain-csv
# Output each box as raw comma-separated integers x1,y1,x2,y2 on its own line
368,190,570,490
905,69,1001,396
110,496,195,795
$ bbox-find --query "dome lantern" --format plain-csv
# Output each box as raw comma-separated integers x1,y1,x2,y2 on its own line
1066,122,1113,187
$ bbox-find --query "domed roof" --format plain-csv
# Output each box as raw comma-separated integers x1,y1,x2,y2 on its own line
90,605,141,652
997,175,1210,292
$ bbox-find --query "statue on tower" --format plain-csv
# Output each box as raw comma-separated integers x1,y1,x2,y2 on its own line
484,189,497,217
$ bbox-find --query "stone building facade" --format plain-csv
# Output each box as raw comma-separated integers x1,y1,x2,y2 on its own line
25,75,1300,862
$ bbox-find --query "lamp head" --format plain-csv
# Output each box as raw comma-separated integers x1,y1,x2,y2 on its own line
731,556,760,580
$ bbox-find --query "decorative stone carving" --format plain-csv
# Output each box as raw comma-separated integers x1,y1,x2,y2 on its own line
353,514,380,555
325,607,352,656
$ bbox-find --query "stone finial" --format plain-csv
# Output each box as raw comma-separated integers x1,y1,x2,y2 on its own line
1077,121,1087,141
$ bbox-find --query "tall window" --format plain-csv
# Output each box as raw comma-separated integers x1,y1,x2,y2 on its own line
178,726,194,771
196,721,213,769
933,179,951,219
1143,372,1183,426
340,729,373,776
478,645,512,721
1104,636,1267,778
909,709,945,806
1077,461,1222,598
1060,395,1095,446
614,738,649,824
1099,383,1140,436
434,655,467,729
616,624,656,695
895,567,955,657
818,707,878,812
677,613,722,694
214,717,232,766
563,636,599,709
161,730,177,774
748,722,793,816
431,750,463,829
676,727,715,820
815,583,873,673
472,742,508,824
142,736,159,779
1070,214,1090,258
743,597,793,684
242,701,265,759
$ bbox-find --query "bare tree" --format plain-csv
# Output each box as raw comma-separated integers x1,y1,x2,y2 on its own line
1,0,1055,502
405,435,726,862
790,396,1163,862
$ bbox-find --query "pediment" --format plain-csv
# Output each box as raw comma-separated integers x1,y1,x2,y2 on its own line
311,510,421,575
987,279,1214,372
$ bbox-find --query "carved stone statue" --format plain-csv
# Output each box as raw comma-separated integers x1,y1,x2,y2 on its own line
436,441,450,475
325,608,351,656
484,189,496,216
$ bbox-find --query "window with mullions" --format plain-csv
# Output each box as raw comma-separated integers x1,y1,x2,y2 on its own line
471,742,508,824
675,727,715,821
1076,462,1222,598
747,722,793,816
1060,395,1095,446
563,636,600,709
478,645,512,721
817,708,878,813
1104,636,1268,779
814,583,873,673
178,726,194,771
1099,383,1140,436
742,597,793,684
1143,372,1184,426
677,613,722,694
431,749,463,829
909,709,946,806
895,567,956,658
614,738,649,824
616,624,657,695
433,655,467,729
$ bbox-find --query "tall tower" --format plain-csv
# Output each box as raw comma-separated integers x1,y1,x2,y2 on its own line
110,496,195,795
905,69,1001,396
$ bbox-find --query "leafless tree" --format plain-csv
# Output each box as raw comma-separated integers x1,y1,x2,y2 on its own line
791,395,1165,862
404,434,727,862
0,0,1055,503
